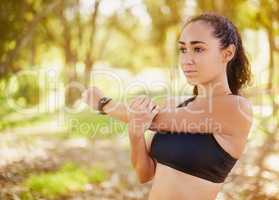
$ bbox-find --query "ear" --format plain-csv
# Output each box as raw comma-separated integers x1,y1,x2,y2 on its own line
222,44,236,64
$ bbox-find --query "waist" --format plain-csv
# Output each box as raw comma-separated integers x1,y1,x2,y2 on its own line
149,163,221,200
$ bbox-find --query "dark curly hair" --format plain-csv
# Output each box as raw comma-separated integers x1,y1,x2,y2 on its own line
183,12,252,96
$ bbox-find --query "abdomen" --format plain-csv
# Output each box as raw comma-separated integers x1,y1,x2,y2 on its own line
148,163,222,200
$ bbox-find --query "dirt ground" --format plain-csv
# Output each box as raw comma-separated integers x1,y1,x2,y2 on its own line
0,120,152,200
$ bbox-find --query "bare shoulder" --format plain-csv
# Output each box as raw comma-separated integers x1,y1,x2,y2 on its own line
191,94,253,119
233,95,253,114
226,95,253,121
216,95,253,135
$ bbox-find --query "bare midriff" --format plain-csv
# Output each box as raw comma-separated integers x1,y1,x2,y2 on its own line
148,163,224,200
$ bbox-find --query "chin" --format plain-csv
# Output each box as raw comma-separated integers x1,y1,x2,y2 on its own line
186,78,200,86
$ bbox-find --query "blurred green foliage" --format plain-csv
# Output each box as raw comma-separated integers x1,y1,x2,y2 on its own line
21,162,108,199
0,0,278,105
8,73,40,106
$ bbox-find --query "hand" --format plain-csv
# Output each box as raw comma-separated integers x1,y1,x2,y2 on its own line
82,86,105,110
128,95,160,133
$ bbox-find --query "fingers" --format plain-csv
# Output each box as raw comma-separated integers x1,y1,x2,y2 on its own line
135,95,149,107
81,87,96,101
151,105,160,115
129,95,159,114
148,100,156,111
129,96,141,108
129,95,148,108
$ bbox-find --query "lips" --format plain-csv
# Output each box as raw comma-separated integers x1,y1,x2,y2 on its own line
184,70,197,73
184,70,197,77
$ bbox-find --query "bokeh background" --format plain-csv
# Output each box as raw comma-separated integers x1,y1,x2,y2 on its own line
0,0,278,199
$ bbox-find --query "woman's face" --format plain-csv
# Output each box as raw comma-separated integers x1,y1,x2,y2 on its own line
178,21,226,86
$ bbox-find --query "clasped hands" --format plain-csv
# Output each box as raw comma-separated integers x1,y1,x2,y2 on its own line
82,87,160,133
128,95,160,133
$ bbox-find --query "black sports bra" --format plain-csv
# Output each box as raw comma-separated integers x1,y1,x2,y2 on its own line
149,95,238,183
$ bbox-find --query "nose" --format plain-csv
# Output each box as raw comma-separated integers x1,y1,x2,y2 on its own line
180,53,195,68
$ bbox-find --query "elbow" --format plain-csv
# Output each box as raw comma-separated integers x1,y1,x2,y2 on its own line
136,166,154,184
138,174,153,184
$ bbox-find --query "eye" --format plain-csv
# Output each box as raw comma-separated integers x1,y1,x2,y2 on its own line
194,47,204,53
179,47,187,53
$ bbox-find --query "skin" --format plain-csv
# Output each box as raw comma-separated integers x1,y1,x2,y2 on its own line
82,21,253,200
178,21,235,100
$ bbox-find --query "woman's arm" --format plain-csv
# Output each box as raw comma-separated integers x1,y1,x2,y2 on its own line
149,96,253,135
128,126,156,183
102,95,178,127
102,99,129,123
103,95,252,136
127,96,159,183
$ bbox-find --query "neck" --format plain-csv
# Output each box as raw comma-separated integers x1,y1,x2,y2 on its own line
196,74,232,99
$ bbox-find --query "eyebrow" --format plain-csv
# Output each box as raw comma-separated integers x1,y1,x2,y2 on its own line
178,40,207,45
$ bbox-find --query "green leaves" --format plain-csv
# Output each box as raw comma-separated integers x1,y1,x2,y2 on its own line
22,162,108,199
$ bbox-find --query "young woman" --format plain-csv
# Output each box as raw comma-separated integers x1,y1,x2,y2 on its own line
83,13,253,200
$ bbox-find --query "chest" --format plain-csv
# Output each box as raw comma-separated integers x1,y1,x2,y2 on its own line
150,132,237,172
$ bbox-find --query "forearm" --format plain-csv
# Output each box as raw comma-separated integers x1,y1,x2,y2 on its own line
128,126,155,183
102,99,171,132
103,100,129,123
